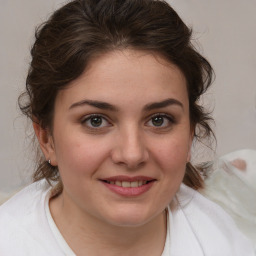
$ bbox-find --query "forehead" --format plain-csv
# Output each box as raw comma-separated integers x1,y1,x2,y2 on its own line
56,50,188,110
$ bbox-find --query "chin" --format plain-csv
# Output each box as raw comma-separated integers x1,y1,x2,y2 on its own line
107,216,151,228
101,206,161,228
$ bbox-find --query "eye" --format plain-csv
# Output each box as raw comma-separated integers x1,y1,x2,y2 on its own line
82,114,111,128
146,114,174,128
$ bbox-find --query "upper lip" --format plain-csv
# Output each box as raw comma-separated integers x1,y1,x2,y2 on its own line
99,175,156,182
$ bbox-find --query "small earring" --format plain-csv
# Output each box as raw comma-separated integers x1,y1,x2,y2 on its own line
48,159,51,165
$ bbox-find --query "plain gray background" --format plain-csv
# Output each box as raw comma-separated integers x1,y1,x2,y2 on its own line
0,0,256,192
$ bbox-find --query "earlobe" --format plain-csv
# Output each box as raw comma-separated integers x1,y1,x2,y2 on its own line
33,121,57,166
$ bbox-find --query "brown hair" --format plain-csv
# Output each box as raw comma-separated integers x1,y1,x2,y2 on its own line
19,0,214,191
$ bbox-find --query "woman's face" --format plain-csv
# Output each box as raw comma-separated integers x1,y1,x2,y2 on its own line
48,50,192,227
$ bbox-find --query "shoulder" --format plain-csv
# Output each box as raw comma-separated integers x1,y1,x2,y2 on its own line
170,183,255,256
0,181,50,219
0,181,61,255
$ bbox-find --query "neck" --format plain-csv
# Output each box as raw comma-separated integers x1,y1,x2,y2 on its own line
50,191,167,256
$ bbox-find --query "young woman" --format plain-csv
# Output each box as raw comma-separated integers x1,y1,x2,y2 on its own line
0,0,254,255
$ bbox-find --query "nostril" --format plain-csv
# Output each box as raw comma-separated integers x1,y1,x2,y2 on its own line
110,134,149,168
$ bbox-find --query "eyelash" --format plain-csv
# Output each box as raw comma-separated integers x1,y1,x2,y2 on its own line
80,113,176,130
81,114,111,129
145,113,176,128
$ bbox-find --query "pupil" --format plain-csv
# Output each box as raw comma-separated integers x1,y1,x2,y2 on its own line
90,117,102,127
152,116,163,126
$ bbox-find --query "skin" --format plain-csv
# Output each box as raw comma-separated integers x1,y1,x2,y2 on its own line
34,49,193,255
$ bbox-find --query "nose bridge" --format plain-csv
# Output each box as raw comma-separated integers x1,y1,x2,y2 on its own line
112,123,148,168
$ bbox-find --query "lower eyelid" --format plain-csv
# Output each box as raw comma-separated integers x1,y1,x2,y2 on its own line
144,117,174,128
80,115,110,127
80,114,176,128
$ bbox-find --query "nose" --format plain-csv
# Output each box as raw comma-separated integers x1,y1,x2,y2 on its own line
111,126,149,169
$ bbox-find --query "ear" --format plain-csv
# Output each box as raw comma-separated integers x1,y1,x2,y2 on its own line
33,121,57,166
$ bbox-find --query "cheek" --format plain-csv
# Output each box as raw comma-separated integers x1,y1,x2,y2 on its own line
152,135,190,174
54,132,110,179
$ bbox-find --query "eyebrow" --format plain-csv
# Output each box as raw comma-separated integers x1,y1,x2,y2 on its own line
69,98,183,111
143,98,184,111
69,99,118,111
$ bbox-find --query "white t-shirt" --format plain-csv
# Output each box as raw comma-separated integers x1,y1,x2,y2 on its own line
0,181,254,256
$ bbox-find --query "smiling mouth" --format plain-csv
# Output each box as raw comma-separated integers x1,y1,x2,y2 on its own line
101,180,153,188
100,176,156,196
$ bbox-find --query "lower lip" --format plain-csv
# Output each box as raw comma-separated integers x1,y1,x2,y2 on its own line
101,181,155,197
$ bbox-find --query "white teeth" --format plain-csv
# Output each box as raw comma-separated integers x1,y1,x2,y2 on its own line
109,181,149,187
122,181,130,188
116,181,122,186
131,181,139,187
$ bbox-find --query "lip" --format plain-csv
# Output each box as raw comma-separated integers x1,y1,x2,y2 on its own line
99,175,156,197
100,175,155,182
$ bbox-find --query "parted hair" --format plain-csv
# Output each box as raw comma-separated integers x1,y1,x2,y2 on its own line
19,0,214,192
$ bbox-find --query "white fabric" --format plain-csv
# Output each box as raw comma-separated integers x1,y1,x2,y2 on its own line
166,184,255,256
202,149,256,249
44,192,76,256
0,181,254,256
